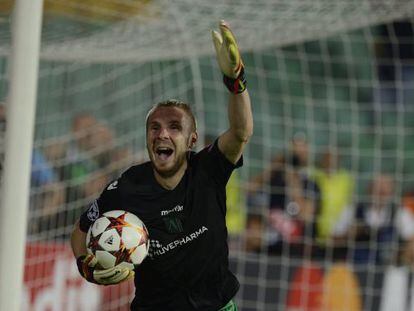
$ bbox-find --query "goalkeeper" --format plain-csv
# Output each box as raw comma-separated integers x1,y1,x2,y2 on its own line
71,20,252,311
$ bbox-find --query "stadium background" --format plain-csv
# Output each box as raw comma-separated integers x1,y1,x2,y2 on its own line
1,0,414,310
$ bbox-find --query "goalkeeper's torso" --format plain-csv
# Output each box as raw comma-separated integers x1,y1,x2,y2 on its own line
80,140,241,310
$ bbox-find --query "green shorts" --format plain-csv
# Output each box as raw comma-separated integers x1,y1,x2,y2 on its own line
218,300,238,311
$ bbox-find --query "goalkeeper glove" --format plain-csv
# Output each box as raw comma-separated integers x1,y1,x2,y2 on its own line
76,254,134,285
212,20,247,94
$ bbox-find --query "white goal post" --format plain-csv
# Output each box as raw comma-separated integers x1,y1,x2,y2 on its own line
0,1,43,311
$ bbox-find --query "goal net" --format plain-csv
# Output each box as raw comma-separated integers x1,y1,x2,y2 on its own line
1,0,414,310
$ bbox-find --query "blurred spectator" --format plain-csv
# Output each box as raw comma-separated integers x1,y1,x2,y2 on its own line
244,213,265,254
29,146,66,239
39,112,139,239
373,20,414,108
248,134,321,257
332,175,414,265
47,112,130,203
226,170,246,241
0,103,66,237
79,120,116,200
399,190,414,266
30,147,66,218
313,148,354,244
55,113,102,203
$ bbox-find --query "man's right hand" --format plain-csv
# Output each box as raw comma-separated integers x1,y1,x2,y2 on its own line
76,254,134,285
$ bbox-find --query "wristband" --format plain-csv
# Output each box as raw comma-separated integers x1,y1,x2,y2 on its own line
76,255,96,283
223,67,247,94
76,255,87,276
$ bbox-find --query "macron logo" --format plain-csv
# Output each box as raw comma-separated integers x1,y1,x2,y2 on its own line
107,180,118,190
161,205,183,216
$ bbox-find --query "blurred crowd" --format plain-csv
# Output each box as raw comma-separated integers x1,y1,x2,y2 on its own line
224,19,414,268
236,19,414,268
242,134,414,267
0,106,143,240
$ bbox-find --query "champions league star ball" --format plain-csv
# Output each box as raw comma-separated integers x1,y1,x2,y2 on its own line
86,210,149,270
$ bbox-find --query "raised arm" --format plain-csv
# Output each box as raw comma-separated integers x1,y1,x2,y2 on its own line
212,21,253,164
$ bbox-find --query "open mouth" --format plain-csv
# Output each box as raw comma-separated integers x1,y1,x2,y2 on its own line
155,146,174,161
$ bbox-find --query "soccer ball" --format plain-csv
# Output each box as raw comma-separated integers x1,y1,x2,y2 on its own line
86,210,149,270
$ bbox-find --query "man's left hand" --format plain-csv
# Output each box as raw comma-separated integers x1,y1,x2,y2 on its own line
212,20,244,79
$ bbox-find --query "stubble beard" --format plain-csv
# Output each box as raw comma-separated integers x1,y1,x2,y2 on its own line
151,150,187,179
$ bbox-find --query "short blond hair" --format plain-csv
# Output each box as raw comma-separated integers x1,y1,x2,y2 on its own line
145,99,197,132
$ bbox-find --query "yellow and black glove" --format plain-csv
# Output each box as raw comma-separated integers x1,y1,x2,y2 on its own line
76,254,134,285
212,20,246,94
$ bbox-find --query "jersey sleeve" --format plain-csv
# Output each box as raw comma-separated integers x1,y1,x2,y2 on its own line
198,138,243,187
78,179,122,232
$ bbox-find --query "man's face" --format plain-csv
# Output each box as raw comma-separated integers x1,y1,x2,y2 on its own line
146,107,196,178
371,175,394,202
72,115,98,151
291,138,309,167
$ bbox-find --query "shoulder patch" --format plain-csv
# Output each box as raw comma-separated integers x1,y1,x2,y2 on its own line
86,200,100,222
